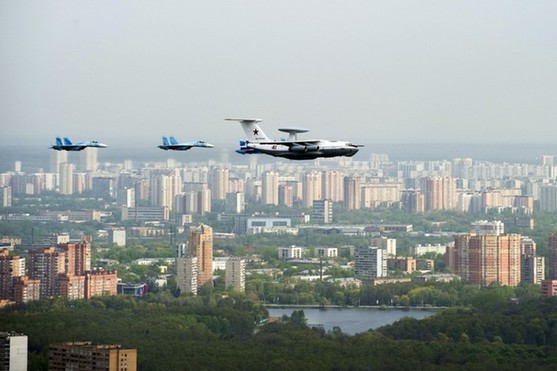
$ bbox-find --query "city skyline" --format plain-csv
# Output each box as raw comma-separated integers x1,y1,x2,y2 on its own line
1,2,557,145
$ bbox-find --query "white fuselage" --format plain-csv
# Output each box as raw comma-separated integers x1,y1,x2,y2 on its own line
245,140,359,160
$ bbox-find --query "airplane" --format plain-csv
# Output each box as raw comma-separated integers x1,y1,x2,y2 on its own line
158,136,214,151
50,137,107,151
226,118,363,160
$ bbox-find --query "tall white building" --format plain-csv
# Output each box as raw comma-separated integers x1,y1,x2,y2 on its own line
49,150,68,174
1,186,12,207
150,174,181,209
321,170,344,202
59,163,74,195
0,332,28,371
176,256,198,295
303,172,322,207
79,148,98,172
211,168,229,200
225,258,245,292
262,171,279,205
109,228,126,247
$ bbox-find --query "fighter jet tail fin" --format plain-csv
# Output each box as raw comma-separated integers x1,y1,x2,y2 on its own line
169,136,179,145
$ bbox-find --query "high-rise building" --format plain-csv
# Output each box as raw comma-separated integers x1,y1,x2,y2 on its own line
109,228,126,247
78,148,98,172
48,342,137,371
370,236,397,257
85,269,118,299
59,163,74,195
188,224,213,289
49,150,68,174
541,280,557,297
225,258,245,292
58,241,91,276
354,247,386,281
303,172,322,207
449,234,521,286
13,276,40,304
0,250,25,301
547,233,557,279
312,199,333,224
343,176,361,210
261,171,279,205
361,183,401,209
420,176,456,211
520,237,544,284
401,189,425,213
542,154,556,178
27,247,66,299
538,184,557,212
225,192,245,214
210,168,229,200
1,186,12,207
150,174,181,209
92,177,115,199
176,255,198,295
278,184,294,207
197,188,212,215
0,332,28,371
321,170,344,202
56,274,86,299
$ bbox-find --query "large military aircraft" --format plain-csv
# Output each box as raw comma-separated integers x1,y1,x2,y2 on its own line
226,118,362,160
50,137,107,151
158,136,214,151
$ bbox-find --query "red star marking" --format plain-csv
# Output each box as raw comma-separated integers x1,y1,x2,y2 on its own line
253,129,259,135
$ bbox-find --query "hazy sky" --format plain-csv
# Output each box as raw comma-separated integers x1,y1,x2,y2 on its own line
1,1,556,147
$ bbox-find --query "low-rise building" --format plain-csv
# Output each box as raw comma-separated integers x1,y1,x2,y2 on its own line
49,341,136,371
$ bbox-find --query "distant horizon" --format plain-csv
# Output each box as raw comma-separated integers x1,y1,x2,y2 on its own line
2,142,556,174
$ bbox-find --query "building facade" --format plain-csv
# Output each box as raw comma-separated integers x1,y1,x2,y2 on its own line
449,234,521,286
225,258,245,292
354,246,387,281
49,342,137,371
188,224,213,289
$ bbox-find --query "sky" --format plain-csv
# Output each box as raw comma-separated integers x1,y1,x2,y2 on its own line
1,1,557,148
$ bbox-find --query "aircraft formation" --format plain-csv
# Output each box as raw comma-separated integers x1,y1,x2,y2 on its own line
49,119,362,160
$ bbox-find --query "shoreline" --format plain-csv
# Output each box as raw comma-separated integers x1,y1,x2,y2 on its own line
263,304,446,311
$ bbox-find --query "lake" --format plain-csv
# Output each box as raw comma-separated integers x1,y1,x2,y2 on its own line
267,307,436,335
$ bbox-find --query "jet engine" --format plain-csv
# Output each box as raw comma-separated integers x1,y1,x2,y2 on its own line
289,145,320,152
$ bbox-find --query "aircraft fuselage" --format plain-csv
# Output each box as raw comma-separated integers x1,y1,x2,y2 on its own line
239,141,359,160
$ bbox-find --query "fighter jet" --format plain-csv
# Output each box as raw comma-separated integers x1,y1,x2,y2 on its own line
158,136,214,151
226,118,363,160
50,137,107,151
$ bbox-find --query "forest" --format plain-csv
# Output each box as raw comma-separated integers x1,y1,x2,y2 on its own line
1,289,556,370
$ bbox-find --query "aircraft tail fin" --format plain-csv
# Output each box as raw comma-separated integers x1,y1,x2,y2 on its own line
55,137,63,146
162,136,170,146
63,137,73,145
169,136,179,145
225,118,270,142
